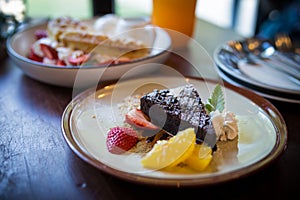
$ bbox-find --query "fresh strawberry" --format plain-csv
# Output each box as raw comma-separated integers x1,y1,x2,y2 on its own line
125,108,159,130
40,43,58,60
106,126,138,154
68,54,89,66
34,29,48,40
56,59,66,66
28,48,43,62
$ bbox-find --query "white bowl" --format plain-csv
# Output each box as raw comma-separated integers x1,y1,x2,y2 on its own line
6,22,172,88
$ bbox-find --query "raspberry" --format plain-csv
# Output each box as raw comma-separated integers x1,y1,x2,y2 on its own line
106,127,138,154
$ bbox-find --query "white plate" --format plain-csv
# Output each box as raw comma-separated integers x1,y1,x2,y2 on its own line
6,21,171,88
61,76,287,187
216,66,300,104
213,43,300,102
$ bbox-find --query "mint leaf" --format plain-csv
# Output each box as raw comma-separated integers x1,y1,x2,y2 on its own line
205,103,214,113
205,84,225,113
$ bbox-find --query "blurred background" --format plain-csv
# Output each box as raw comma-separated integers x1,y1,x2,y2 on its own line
25,0,257,37
1,0,299,39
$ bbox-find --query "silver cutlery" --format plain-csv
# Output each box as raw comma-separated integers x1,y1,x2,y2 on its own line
274,33,300,64
243,37,300,70
226,40,300,85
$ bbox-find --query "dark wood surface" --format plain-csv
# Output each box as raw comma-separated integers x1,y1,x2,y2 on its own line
1,19,300,199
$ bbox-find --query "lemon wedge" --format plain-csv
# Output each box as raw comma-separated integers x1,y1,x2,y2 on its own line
141,128,196,170
184,143,212,171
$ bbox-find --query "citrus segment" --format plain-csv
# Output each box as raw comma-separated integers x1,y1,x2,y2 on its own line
184,144,212,171
141,128,196,170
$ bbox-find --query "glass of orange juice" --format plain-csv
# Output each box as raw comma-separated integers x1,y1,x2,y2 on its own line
151,0,197,48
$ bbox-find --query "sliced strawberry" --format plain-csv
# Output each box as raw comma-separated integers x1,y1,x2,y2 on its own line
68,54,89,66
56,59,66,66
125,108,159,130
28,48,43,62
40,43,58,60
106,126,139,154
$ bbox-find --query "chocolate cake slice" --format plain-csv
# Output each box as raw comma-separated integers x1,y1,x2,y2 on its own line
140,84,217,148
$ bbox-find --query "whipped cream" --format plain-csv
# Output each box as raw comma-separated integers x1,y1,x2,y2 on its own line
93,14,155,47
210,110,239,141
56,47,72,65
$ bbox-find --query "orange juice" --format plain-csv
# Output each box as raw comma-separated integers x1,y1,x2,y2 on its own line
151,0,197,37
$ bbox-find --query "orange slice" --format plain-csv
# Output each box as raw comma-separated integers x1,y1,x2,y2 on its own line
184,143,212,171
141,128,196,170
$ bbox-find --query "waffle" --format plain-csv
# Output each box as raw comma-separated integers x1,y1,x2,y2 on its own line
47,16,90,42
59,31,149,58
47,16,149,59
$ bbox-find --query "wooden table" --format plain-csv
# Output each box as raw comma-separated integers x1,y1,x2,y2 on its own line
1,19,299,199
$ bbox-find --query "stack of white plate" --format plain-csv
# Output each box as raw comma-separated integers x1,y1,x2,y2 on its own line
213,42,300,104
